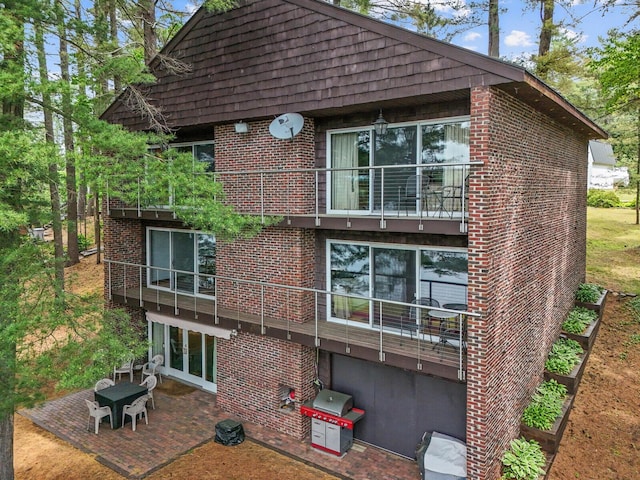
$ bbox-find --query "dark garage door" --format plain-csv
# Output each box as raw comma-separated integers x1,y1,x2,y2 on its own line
332,354,466,458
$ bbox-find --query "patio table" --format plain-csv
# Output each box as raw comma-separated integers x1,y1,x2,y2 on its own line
95,382,148,429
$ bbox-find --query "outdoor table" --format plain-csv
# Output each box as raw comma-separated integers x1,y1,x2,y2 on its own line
427,310,458,348
95,382,148,429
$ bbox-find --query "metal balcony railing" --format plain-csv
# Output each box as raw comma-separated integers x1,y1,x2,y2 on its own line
106,259,476,381
106,162,478,232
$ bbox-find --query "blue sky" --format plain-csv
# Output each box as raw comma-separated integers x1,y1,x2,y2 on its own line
177,0,636,60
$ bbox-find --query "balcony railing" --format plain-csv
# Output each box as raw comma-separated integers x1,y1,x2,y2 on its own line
106,259,476,381
106,162,478,232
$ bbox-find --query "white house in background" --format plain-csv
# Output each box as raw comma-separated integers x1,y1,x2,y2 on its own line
588,140,629,189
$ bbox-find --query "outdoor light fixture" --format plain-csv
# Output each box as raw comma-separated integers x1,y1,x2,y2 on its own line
373,110,388,136
234,121,249,133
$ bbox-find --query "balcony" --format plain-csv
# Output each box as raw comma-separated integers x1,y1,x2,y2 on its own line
106,163,476,234
106,260,473,382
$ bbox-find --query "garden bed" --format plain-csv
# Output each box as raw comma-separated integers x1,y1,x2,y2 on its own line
575,289,608,322
520,394,575,454
544,350,590,394
562,316,601,351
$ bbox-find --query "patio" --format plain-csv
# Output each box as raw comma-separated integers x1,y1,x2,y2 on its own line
19,379,418,480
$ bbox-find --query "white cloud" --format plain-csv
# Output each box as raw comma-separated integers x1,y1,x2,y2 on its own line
560,27,588,44
185,2,199,15
504,30,534,47
464,32,481,42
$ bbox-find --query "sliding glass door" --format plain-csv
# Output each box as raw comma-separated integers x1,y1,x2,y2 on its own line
147,228,215,297
328,240,468,333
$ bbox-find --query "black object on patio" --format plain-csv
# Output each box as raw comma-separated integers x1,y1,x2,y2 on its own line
215,419,245,446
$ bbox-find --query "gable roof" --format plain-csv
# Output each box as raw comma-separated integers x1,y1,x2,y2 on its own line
589,140,616,166
102,0,605,139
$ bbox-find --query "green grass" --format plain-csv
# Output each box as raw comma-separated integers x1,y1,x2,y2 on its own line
587,207,640,294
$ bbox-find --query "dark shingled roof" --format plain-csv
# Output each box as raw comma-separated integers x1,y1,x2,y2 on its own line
101,0,606,139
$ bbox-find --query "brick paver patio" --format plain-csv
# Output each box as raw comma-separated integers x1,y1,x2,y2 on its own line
20,382,419,480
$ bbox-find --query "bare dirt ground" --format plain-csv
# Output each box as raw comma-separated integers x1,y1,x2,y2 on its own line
13,245,640,479
548,294,640,480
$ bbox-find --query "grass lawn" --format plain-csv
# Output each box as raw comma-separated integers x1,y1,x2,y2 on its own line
586,206,640,293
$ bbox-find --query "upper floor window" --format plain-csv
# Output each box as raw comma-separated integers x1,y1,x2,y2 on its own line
328,118,469,214
328,240,468,329
172,141,215,173
147,227,216,297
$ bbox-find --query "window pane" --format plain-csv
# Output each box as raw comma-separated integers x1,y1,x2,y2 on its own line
374,126,418,211
420,250,468,306
372,248,416,329
330,243,369,322
197,234,216,296
205,335,216,383
149,230,170,287
330,131,370,211
172,232,195,294
194,143,215,172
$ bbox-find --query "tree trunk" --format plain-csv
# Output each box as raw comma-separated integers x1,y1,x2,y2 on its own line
35,18,65,291
109,0,122,92
57,0,80,265
0,409,14,480
488,0,499,58
636,108,639,225
141,0,157,65
95,194,101,264
536,0,554,78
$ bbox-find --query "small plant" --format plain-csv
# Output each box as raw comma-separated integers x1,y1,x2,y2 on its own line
78,234,91,251
575,283,604,303
562,307,597,334
501,437,546,480
545,338,584,375
522,379,567,430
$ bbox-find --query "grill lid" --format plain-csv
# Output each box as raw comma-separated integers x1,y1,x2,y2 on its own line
312,389,353,417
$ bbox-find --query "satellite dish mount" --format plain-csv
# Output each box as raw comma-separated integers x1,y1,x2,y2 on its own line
269,113,304,141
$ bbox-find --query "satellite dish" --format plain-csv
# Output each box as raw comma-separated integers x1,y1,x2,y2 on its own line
269,113,304,141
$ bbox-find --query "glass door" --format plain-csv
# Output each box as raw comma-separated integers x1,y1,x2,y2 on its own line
372,248,417,333
154,322,217,392
172,232,195,294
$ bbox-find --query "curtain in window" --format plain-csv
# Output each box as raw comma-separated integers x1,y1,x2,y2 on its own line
442,123,469,187
331,133,359,209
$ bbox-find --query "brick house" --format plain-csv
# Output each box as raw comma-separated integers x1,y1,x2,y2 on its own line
101,0,606,478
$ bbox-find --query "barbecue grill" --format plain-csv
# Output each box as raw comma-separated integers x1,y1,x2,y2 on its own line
300,389,365,456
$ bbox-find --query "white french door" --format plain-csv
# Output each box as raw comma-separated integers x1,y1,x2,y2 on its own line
149,321,217,392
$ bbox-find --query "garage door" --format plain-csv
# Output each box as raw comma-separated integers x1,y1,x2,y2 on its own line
332,354,466,458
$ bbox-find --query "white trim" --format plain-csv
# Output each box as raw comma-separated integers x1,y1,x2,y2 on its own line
145,311,233,339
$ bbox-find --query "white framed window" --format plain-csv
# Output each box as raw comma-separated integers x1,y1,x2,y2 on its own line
327,117,470,214
147,227,216,297
171,140,215,173
327,239,467,328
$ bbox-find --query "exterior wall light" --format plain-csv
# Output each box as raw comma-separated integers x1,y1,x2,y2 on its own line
373,110,388,136
234,121,249,133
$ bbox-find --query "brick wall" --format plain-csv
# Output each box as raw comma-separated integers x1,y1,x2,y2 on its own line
216,227,316,322
103,200,144,298
216,331,317,439
214,119,317,323
216,119,316,216
465,86,588,479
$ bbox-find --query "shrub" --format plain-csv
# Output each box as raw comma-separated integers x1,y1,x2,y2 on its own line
522,380,567,430
78,234,91,251
501,437,546,480
587,189,620,208
545,338,584,375
562,307,598,334
575,283,604,303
